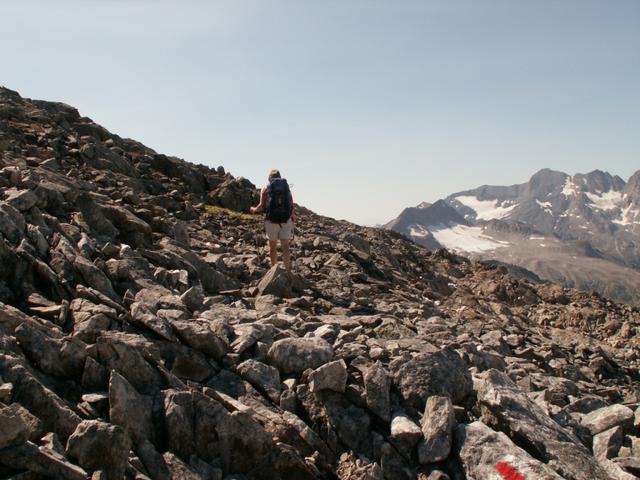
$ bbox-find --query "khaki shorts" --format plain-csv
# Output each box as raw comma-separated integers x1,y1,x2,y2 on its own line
265,219,294,241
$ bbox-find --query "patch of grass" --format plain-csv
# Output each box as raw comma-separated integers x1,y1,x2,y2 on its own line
202,204,261,224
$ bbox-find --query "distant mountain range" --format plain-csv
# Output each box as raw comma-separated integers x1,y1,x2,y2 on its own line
385,168,640,305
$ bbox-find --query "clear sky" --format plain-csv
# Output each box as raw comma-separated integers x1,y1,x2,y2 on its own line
2,1,639,225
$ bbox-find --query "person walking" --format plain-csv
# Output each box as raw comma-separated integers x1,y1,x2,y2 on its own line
250,169,295,271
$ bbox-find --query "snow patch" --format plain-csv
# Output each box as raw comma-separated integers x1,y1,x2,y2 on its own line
431,225,510,253
613,205,640,226
454,196,517,220
408,225,431,238
585,190,623,211
562,177,579,197
536,200,553,215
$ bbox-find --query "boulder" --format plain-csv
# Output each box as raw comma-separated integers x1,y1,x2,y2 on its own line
0,441,88,480
456,421,565,479
418,396,455,464
364,362,391,421
171,319,228,360
14,323,87,378
581,404,635,435
66,420,131,480
592,426,623,460
0,404,30,448
309,359,348,393
236,359,282,402
267,337,333,374
257,265,294,298
390,412,422,455
393,348,472,409
475,369,611,480
108,371,154,446
99,203,152,248
0,357,81,441
95,333,164,395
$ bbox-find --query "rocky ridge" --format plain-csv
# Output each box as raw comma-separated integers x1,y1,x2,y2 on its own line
1,86,640,479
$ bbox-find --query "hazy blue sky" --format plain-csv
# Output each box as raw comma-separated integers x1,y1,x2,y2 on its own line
2,1,639,225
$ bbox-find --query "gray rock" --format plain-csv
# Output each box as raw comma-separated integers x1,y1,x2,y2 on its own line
393,348,472,410
8,403,45,442
476,369,611,480
0,357,81,441
180,285,204,312
66,420,131,480
231,323,273,355
0,441,88,480
390,412,422,456
456,421,565,479
236,359,282,402
72,255,118,301
324,394,373,459
257,265,294,298
364,362,391,421
108,371,154,446
593,426,623,460
600,458,638,480
171,319,229,360
70,297,117,343
14,323,87,378
418,396,455,464
309,359,348,393
267,337,333,374
99,203,152,248
5,188,38,211
582,404,635,435
0,404,29,448
95,333,164,395
0,202,25,244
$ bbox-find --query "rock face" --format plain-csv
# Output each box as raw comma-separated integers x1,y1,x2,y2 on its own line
0,86,639,479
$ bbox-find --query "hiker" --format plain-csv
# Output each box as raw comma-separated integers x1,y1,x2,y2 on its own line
250,169,295,271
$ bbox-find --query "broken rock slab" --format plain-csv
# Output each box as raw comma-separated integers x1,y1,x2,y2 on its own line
0,404,30,449
475,368,611,480
0,441,88,480
418,395,455,464
581,404,635,436
364,361,391,422
309,359,347,393
65,419,132,479
257,265,294,298
456,421,565,479
236,358,282,402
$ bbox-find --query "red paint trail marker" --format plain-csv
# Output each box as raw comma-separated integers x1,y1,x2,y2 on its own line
495,461,526,480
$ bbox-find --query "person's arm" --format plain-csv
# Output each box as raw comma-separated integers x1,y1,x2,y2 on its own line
289,191,296,221
250,188,267,214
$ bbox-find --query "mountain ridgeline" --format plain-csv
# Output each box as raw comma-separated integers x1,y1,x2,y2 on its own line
1,87,640,480
386,168,640,305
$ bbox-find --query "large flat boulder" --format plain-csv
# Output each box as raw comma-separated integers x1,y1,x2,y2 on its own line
456,421,565,479
267,337,333,374
393,347,472,410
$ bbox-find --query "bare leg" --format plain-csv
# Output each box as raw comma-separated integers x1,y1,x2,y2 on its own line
268,240,278,267
281,239,291,271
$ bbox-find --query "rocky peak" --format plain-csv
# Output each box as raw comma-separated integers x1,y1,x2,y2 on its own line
526,168,568,197
1,88,640,479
